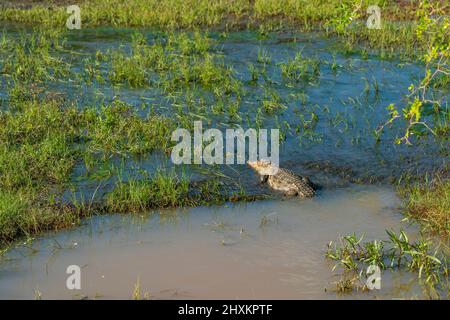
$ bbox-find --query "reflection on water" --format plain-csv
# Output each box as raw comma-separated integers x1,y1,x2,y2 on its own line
0,185,431,299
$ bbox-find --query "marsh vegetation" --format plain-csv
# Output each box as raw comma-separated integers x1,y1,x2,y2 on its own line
0,0,448,299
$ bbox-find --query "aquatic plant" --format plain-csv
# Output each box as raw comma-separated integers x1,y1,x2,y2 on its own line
132,277,151,300
377,1,449,144
0,29,70,83
280,51,321,84
257,47,272,65
109,49,148,87
81,101,175,157
166,31,211,56
104,32,242,97
260,87,286,114
325,230,449,296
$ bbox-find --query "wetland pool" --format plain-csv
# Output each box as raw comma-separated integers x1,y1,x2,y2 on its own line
0,185,433,299
0,27,447,299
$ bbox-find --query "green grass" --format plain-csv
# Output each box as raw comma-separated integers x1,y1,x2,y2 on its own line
81,101,176,157
0,94,178,245
260,86,286,114
105,170,260,214
398,176,450,240
109,50,148,87
1,29,69,83
0,99,79,190
0,0,420,29
0,92,262,246
0,191,30,242
0,189,83,244
0,0,441,57
106,170,190,212
325,230,449,296
106,32,241,96
280,51,321,84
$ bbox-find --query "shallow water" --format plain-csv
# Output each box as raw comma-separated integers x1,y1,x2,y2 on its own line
1,28,447,191
0,185,435,299
0,27,447,299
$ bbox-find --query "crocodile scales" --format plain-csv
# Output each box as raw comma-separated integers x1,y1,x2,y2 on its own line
248,160,316,198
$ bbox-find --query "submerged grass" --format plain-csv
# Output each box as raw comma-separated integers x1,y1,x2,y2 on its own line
280,51,321,84
0,29,69,83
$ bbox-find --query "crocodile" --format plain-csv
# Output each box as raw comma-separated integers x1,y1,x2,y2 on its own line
248,160,316,198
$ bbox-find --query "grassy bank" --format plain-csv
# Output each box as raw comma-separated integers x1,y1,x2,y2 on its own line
1,0,446,57
399,176,450,241
0,0,419,29
0,98,159,243
0,95,260,246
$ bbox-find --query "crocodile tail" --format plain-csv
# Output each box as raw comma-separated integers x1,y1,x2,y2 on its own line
295,178,316,198
297,184,316,198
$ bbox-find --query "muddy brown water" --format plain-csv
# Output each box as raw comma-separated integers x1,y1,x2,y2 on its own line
0,185,431,299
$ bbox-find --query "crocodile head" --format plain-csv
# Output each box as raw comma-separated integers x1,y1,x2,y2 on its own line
247,160,278,175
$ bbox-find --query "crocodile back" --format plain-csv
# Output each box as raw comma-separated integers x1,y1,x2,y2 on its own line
274,168,316,198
